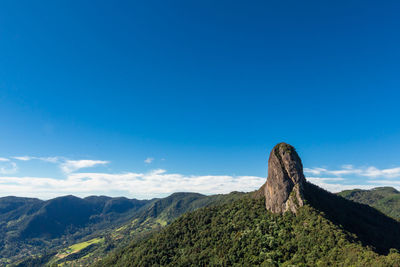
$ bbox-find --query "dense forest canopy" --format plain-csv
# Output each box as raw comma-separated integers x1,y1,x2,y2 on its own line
97,195,400,267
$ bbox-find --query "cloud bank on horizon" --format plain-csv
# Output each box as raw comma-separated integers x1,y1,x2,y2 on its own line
1,156,400,199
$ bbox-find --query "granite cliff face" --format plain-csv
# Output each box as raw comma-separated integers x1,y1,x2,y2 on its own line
263,143,305,213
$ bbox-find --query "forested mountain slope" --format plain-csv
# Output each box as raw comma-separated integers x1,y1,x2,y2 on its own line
98,190,400,267
97,143,400,267
7,143,400,266
338,187,400,220
10,192,244,266
0,195,149,264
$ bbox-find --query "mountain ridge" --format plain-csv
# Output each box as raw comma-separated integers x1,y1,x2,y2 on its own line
337,187,400,219
97,194,400,266
95,143,400,266
5,185,400,266
2,192,245,265
4,144,400,266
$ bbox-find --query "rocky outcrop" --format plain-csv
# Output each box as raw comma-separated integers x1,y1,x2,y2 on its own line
263,143,306,213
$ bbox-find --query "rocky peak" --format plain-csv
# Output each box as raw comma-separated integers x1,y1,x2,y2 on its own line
263,143,306,213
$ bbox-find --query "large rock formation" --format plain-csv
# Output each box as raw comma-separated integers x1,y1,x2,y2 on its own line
263,143,306,213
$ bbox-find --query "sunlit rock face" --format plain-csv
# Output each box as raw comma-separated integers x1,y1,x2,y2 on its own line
263,143,305,213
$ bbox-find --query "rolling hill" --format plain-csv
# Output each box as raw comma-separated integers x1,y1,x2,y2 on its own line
97,192,400,266
96,143,400,266
6,144,400,266
338,187,400,220
5,192,244,266
0,195,149,264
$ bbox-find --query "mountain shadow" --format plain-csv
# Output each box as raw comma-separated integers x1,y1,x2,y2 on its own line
338,187,400,220
257,142,400,255
96,195,400,267
304,182,400,254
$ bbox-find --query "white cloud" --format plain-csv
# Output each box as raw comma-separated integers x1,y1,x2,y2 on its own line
342,164,354,169
304,165,400,179
362,167,400,178
13,156,32,161
60,160,109,173
307,180,378,193
303,167,328,175
66,169,265,198
38,157,60,163
13,156,61,163
144,157,154,164
2,166,400,199
10,155,110,174
304,167,362,176
303,165,400,192
0,162,17,174
305,177,375,193
306,177,345,182
0,169,266,199
368,180,400,186
3,156,400,199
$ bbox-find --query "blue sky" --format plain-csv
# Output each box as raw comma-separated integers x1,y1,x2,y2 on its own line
1,0,400,199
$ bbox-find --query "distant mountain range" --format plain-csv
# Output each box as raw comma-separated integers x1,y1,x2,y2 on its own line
2,186,400,266
1,191,244,266
3,145,400,266
0,194,146,263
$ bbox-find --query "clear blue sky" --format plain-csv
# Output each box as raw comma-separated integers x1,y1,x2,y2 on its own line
1,0,400,199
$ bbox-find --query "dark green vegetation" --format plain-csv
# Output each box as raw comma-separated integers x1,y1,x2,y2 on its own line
304,183,400,254
0,195,148,264
5,186,400,266
98,184,400,267
4,192,243,266
274,142,296,156
338,187,400,220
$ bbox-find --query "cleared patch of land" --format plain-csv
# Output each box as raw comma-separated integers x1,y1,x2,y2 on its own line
56,238,104,259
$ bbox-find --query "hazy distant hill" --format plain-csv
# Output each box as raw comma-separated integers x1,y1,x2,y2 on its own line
3,192,244,266
0,195,149,264
4,146,400,267
6,186,400,266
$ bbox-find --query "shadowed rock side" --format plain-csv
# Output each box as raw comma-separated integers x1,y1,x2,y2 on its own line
263,143,305,213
